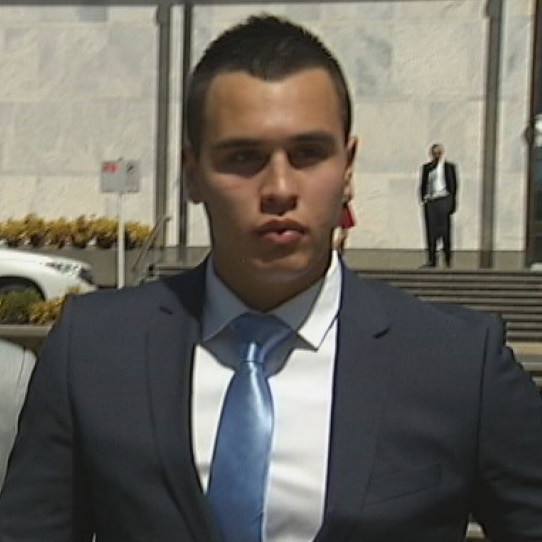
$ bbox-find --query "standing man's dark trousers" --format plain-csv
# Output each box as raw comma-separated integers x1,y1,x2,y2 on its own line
424,194,454,267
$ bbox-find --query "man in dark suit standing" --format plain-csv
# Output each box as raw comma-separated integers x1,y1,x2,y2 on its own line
419,143,458,267
2,15,542,542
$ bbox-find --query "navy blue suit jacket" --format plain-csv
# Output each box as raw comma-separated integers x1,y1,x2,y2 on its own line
1,262,542,541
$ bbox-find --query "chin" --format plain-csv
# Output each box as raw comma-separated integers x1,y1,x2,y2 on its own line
253,252,328,284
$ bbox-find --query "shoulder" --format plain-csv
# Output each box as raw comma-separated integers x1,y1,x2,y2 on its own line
71,265,204,311
67,278,170,316
343,269,500,341
354,276,512,392
61,265,206,331
340,271,513,403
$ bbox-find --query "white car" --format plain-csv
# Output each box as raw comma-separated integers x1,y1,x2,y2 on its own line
0,247,96,300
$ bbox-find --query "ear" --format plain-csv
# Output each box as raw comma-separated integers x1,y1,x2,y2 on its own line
343,136,358,202
183,146,203,203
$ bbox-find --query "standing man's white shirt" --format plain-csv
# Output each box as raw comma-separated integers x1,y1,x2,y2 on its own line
428,160,448,199
192,252,342,542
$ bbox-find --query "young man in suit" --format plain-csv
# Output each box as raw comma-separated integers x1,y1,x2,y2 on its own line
419,143,458,268
1,15,542,542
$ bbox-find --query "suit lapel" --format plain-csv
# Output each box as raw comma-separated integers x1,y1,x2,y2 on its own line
146,264,222,542
317,267,393,540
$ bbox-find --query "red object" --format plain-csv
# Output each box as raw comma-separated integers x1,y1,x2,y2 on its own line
341,203,355,229
102,161,119,173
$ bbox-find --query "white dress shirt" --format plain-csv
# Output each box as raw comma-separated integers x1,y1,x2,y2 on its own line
192,252,342,542
428,160,448,199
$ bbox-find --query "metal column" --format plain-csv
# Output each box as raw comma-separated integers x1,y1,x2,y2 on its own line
154,2,173,247
479,0,504,268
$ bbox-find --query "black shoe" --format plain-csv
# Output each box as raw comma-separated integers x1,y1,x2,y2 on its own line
419,262,436,269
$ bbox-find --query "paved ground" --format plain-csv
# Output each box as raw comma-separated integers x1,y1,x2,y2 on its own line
510,342,542,363
508,342,542,389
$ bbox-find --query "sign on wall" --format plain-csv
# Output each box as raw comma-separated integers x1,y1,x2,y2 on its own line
100,159,141,194
99,158,142,289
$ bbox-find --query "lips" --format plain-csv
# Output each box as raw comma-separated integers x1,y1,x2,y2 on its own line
256,219,306,244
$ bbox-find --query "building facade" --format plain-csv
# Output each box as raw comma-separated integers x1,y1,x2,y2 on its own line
0,0,540,269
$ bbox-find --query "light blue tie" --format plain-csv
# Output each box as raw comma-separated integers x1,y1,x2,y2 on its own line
207,313,292,542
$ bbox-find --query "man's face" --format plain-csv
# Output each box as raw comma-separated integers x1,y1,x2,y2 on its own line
184,68,357,309
431,145,444,162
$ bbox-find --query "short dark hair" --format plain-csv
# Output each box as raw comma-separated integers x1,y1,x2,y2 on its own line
185,14,352,153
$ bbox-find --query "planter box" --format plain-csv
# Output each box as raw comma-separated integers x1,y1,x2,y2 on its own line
0,324,51,354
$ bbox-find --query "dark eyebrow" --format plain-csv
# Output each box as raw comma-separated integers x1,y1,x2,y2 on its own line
212,139,261,152
290,132,337,146
212,131,337,152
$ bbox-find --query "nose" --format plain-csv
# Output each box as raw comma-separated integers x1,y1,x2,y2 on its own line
260,150,298,215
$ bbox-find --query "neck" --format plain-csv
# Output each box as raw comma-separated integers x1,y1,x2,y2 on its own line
213,252,332,313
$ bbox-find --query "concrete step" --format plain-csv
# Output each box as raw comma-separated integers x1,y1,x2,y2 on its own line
411,292,542,303
508,330,542,342
359,269,542,279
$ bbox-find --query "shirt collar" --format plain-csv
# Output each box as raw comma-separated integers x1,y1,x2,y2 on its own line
203,252,342,350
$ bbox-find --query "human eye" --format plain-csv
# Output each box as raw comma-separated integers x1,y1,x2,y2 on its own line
289,143,330,169
217,148,267,176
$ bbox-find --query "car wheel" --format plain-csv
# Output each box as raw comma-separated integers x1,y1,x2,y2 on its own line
0,280,45,300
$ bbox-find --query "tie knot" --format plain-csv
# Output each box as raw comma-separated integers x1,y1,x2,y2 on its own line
230,313,292,365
